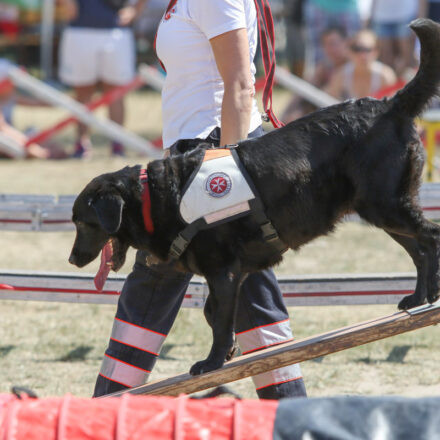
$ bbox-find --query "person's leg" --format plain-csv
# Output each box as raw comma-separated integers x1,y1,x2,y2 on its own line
395,21,415,78
58,28,98,158
235,269,307,399
72,85,95,157
102,82,125,156
93,251,193,396
100,28,135,156
373,22,397,71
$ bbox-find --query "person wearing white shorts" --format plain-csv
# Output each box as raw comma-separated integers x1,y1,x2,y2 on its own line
58,0,146,157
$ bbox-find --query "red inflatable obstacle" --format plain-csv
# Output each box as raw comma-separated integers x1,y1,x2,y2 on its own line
0,393,277,440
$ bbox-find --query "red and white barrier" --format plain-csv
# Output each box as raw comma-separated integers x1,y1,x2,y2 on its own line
0,270,416,307
2,183,440,232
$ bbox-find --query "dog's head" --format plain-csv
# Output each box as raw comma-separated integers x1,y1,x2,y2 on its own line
68,173,130,272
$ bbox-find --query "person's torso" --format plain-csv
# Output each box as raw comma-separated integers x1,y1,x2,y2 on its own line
372,0,418,23
342,61,384,99
70,0,122,29
156,0,262,148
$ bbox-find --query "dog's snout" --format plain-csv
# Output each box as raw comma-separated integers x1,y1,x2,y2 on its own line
68,253,77,266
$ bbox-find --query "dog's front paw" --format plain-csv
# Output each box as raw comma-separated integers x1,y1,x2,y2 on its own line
189,358,224,376
427,290,439,304
225,341,239,361
398,294,425,310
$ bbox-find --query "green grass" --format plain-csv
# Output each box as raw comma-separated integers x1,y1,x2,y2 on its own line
1,90,439,399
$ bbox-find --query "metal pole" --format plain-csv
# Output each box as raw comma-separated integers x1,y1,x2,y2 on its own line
41,0,55,79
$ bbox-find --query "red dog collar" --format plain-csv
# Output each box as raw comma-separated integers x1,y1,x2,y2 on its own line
140,169,154,234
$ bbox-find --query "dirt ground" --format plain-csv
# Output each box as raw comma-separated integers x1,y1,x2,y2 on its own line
0,90,439,399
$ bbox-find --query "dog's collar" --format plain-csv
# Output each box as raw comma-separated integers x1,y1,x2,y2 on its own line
140,168,154,234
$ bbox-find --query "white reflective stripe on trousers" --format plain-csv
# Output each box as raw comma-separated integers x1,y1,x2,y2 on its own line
235,319,293,354
110,317,166,355
253,364,303,390
100,355,150,388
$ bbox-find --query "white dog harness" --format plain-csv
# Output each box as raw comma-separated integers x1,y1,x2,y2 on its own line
168,147,286,259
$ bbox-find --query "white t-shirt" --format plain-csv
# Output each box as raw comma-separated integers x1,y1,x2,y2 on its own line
156,0,262,148
371,0,418,23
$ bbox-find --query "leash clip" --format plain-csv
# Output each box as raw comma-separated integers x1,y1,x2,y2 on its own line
169,233,189,259
260,221,279,242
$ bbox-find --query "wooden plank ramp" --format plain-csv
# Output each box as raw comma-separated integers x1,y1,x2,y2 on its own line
104,300,440,398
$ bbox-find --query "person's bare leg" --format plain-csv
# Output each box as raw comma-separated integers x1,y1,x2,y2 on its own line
396,36,414,78
0,115,49,159
73,84,96,156
377,38,395,70
102,82,125,155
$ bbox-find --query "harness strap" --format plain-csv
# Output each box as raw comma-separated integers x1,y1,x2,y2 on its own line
155,0,283,129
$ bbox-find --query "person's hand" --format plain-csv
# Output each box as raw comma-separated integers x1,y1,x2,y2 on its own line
163,149,171,158
118,5,137,26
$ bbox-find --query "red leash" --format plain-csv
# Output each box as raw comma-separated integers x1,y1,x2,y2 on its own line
254,0,284,128
154,0,178,72
140,168,154,234
155,0,282,129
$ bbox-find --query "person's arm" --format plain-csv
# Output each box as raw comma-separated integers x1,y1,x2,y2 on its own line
56,0,78,22
325,68,344,100
380,65,398,89
118,0,149,26
418,0,428,18
210,28,254,146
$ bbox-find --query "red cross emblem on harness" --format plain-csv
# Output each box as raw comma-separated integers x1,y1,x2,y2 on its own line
206,172,232,198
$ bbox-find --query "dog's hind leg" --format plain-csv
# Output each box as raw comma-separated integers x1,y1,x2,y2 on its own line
360,202,440,309
190,261,245,375
386,232,430,310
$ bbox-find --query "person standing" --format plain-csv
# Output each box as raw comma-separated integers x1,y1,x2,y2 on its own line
326,29,397,100
93,0,307,400
58,0,147,157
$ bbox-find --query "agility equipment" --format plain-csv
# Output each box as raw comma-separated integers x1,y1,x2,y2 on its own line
24,76,146,147
2,182,440,232
105,299,440,397
419,108,440,181
7,66,162,158
0,393,278,440
2,393,440,439
0,270,419,307
0,132,26,159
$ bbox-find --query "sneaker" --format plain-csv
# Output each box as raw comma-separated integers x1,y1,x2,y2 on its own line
72,140,92,159
111,142,125,157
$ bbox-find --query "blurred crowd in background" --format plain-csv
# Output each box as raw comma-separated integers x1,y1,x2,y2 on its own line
0,0,439,158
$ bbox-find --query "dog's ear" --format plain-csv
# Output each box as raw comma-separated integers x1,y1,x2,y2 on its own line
92,193,125,234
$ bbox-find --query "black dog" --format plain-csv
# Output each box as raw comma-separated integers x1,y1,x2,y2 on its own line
70,19,440,376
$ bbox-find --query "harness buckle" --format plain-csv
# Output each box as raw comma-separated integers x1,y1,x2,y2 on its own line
260,221,279,242
169,233,189,259
261,112,270,122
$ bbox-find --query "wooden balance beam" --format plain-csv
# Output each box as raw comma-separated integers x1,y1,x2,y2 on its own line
105,300,440,398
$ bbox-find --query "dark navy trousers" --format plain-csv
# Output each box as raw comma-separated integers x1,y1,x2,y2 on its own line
93,127,307,399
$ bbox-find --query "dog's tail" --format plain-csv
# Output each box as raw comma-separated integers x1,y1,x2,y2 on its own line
390,18,440,118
